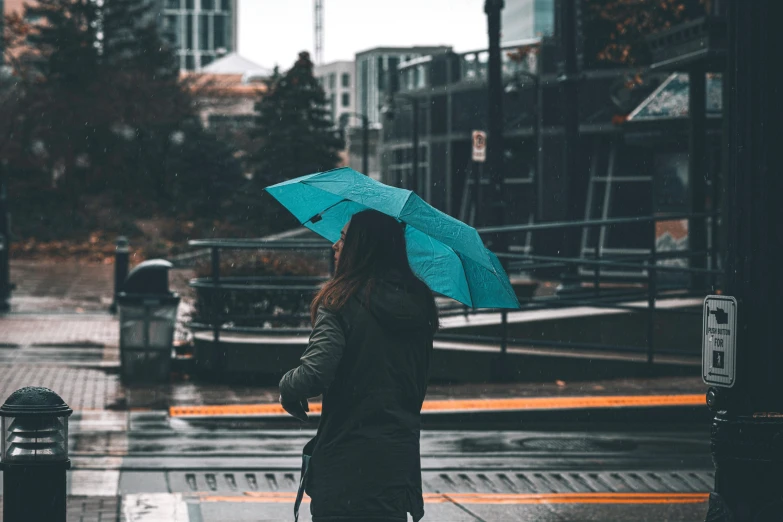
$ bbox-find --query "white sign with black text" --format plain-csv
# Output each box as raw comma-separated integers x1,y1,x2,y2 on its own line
472,130,487,163
702,295,737,388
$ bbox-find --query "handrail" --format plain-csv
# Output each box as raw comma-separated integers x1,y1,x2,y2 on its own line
477,212,716,234
187,208,720,373
500,253,722,275
188,238,331,250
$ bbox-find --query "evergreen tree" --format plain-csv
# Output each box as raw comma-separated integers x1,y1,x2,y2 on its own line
166,124,243,218
250,52,344,186
23,0,104,215
99,0,195,205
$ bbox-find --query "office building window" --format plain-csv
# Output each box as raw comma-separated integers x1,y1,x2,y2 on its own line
186,0,194,10
165,0,180,8
202,0,214,10
201,54,214,67
329,73,336,90
199,14,210,51
388,57,399,92
342,93,350,108
186,54,196,70
214,14,226,49
186,14,194,49
377,56,385,91
342,73,350,88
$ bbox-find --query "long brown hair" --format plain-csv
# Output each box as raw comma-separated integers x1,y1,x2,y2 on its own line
310,210,438,333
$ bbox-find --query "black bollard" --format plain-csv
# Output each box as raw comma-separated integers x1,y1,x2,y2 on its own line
110,236,130,314
0,387,73,522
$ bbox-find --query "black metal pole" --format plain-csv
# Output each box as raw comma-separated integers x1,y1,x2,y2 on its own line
485,0,507,260
110,236,130,314
558,0,584,293
535,76,544,223
4,462,68,521
411,100,419,193
211,247,222,370
485,0,511,381
689,66,707,292
474,162,482,226
647,218,657,366
0,175,11,312
706,1,783,519
362,115,369,175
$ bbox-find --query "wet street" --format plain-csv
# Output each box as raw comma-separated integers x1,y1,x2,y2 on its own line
0,262,714,521
9,411,711,521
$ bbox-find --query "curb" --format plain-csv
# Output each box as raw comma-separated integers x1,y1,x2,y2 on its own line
168,394,712,428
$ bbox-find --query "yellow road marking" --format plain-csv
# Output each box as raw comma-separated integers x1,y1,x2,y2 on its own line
198,492,710,505
170,394,705,417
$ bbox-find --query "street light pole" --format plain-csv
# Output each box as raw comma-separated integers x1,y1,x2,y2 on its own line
559,0,583,293
705,1,783,519
484,0,507,259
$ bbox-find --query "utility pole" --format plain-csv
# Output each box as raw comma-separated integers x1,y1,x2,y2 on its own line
558,0,584,293
705,1,783,520
484,0,507,259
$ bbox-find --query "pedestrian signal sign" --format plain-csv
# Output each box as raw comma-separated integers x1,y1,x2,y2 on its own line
702,295,737,388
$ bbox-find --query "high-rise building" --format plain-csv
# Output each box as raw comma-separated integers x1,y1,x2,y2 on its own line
503,0,555,43
315,61,355,127
158,0,238,72
355,47,451,125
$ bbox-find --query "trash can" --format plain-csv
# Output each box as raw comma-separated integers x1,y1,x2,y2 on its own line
117,259,180,383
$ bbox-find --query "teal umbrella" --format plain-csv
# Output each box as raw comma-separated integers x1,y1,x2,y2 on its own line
265,167,519,309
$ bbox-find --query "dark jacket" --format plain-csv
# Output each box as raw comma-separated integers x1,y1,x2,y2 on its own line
279,273,435,522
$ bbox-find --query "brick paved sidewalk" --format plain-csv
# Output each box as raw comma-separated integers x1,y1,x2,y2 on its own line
0,496,120,522
1,315,120,347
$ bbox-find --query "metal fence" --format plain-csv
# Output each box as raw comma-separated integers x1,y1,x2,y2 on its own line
187,211,720,366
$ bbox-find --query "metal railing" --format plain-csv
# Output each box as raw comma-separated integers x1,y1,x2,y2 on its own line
187,211,720,371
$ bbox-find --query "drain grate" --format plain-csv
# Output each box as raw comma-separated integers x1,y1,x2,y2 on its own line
166,470,714,494
169,472,300,493
423,470,714,494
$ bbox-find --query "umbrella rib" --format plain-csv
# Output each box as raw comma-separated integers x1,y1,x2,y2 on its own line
456,251,477,309
304,198,350,225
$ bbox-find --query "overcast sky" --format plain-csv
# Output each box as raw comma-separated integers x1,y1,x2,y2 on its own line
237,0,490,70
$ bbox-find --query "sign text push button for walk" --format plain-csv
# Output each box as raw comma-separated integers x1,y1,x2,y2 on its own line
702,295,737,388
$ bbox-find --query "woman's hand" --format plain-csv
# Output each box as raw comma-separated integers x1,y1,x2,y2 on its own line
280,395,309,422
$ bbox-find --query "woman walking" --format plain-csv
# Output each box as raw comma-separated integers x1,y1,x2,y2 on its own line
279,209,439,522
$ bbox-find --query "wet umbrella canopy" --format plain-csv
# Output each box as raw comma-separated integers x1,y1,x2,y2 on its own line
265,167,520,309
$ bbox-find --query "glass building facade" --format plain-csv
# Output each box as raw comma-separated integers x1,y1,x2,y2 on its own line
503,0,555,43
159,0,237,71
355,47,451,125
